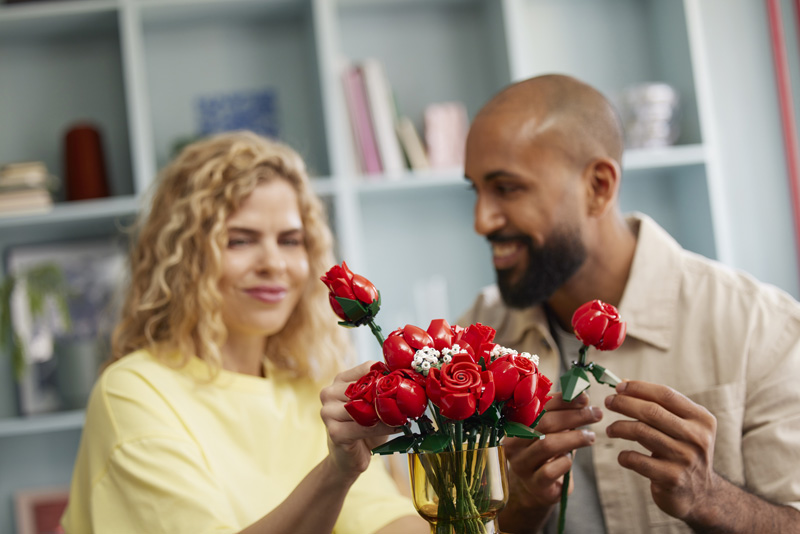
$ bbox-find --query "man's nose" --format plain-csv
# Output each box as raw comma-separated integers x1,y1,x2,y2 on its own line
474,195,505,236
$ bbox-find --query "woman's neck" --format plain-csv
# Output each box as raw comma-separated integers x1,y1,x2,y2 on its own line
221,335,267,377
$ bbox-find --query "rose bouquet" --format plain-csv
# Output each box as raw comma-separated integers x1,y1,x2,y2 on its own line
321,262,553,534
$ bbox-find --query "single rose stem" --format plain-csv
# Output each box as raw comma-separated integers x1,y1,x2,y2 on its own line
367,319,385,346
578,345,589,367
558,460,572,534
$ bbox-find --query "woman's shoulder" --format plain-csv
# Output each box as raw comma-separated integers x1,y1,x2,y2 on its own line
88,350,197,441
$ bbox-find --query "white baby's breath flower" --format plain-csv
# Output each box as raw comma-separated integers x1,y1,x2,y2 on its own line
517,351,540,366
490,345,517,361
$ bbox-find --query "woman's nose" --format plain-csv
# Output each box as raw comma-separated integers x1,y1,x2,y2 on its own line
256,242,286,274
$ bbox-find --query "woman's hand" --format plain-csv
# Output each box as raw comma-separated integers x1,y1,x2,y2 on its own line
319,361,400,480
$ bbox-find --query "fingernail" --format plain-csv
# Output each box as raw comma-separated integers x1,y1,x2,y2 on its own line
605,395,615,407
582,429,596,443
617,381,627,393
590,406,603,420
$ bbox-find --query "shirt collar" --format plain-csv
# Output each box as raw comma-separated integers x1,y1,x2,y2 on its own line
617,212,683,351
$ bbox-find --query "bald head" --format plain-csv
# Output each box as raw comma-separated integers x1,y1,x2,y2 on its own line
474,74,625,169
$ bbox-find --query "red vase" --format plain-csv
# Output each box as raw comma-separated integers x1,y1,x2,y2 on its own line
64,123,110,201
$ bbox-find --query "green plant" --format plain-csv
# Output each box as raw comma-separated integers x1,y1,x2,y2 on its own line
0,262,71,380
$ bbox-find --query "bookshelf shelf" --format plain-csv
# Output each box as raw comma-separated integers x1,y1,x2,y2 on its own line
0,410,85,439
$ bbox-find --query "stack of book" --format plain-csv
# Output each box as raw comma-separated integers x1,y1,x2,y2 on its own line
0,161,55,218
342,58,433,177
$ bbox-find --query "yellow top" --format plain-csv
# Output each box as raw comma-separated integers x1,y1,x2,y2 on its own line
61,350,415,533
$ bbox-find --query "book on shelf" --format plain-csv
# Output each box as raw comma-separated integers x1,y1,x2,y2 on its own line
396,116,429,171
0,160,55,190
360,57,406,177
424,102,469,169
342,64,383,175
0,160,55,217
0,187,53,218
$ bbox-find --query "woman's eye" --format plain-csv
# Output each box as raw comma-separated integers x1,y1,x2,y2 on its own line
227,237,252,247
280,237,303,246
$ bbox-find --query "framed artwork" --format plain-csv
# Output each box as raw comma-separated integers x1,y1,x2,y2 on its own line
5,237,127,415
14,486,69,534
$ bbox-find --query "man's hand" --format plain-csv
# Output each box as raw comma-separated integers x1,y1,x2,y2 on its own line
500,392,602,533
604,380,719,522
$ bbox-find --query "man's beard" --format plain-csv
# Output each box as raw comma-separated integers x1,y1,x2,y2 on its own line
493,226,587,309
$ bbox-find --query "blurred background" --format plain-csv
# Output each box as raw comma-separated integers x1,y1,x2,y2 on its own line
1,0,799,532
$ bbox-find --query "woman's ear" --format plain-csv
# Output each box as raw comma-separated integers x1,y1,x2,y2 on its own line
584,157,620,217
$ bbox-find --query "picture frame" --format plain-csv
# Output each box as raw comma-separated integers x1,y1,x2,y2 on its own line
14,486,69,534
5,237,127,415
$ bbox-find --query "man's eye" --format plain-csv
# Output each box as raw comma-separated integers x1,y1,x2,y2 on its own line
281,237,304,246
495,183,521,194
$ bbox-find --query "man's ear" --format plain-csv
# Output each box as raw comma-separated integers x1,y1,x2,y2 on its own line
584,157,620,217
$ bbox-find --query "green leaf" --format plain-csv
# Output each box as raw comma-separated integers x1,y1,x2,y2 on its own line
560,366,591,402
367,290,381,316
334,296,368,322
370,435,417,455
477,404,501,425
590,364,622,387
503,420,545,440
418,433,451,453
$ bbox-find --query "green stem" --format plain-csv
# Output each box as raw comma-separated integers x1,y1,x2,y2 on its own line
368,319,385,346
558,454,574,534
578,345,589,367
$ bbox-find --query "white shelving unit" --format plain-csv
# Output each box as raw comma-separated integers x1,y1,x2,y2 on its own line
0,0,795,531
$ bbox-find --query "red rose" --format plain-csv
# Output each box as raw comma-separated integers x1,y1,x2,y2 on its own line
571,300,627,351
487,353,535,402
373,370,428,426
426,318,454,351
504,372,553,427
343,366,386,426
453,322,497,363
320,262,379,322
426,354,495,420
383,324,434,371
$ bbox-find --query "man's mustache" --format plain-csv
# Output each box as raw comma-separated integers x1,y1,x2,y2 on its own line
486,232,533,246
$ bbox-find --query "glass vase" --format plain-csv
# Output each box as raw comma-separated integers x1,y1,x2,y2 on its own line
408,445,509,534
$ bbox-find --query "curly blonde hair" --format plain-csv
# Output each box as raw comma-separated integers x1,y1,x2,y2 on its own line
110,131,351,381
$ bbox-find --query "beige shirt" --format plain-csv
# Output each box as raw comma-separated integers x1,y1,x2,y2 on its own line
459,213,800,534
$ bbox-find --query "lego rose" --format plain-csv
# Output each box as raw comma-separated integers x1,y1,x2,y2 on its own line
571,299,626,351
426,354,495,420
320,261,380,325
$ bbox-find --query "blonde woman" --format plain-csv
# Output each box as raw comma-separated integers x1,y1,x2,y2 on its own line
61,131,426,534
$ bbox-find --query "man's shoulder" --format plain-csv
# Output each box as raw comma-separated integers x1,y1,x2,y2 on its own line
681,250,800,318
458,285,507,324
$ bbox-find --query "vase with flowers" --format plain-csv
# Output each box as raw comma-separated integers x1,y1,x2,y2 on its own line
321,262,553,534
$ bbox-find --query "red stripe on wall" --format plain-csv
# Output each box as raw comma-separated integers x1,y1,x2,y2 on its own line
767,0,800,281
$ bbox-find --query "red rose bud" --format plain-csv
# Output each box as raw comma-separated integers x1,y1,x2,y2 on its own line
373,370,428,426
383,324,434,371
427,318,454,351
344,399,380,426
571,299,627,351
487,353,535,402
426,354,495,420
321,262,380,323
504,372,552,427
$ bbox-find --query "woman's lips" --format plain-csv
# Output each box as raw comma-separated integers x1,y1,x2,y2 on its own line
491,240,525,270
245,287,287,304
